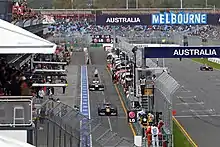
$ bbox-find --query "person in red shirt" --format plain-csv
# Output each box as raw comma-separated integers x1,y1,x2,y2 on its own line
146,126,152,146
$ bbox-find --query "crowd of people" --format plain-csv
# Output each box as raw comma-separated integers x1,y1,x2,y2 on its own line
0,58,32,96
12,0,41,21
47,15,220,41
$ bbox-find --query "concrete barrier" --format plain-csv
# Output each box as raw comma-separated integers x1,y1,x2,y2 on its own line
208,58,220,64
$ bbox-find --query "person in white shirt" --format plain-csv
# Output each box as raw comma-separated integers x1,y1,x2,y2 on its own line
94,68,99,77
140,75,146,86
38,89,45,99
152,74,156,81
139,75,146,95
151,124,159,147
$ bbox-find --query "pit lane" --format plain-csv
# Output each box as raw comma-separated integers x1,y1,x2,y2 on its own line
87,47,133,142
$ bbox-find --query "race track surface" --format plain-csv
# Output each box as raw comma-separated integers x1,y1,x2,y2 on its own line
88,47,133,141
164,58,220,147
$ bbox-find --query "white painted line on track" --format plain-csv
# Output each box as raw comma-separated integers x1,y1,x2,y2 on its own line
177,96,197,99
90,54,113,131
181,109,214,113
179,85,191,92
100,76,113,131
176,102,204,105
175,114,220,118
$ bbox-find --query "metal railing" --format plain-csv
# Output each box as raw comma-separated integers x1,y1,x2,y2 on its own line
35,8,218,15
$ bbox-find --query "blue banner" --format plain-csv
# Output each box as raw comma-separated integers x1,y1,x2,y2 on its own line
96,13,220,26
96,14,150,25
144,46,220,58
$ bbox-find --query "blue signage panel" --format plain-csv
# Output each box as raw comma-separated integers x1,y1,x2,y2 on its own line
151,12,207,25
207,14,220,25
96,14,150,25
144,46,220,58
96,13,220,26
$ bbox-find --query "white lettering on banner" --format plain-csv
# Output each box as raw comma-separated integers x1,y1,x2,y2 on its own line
152,13,207,25
106,17,141,23
173,49,217,56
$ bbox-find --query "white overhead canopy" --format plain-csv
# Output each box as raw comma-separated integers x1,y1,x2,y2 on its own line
0,19,57,54
0,135,35,147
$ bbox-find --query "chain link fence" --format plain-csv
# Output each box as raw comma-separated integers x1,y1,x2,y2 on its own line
33,99,135,147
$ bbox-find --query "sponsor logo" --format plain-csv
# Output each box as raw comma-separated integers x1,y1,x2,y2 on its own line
151,12,207,25
106,17,141,23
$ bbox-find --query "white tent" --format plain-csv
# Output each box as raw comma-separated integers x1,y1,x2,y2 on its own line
0,19,57,54
0,135,35,147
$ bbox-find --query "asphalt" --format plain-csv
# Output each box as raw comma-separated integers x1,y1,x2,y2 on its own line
162,58,220,147
88,47,134,145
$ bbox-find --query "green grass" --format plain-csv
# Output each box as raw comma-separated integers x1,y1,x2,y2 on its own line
173,122,193,147
192,58,220,69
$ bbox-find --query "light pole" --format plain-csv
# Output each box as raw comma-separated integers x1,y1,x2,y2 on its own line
136,0,138,9
132,46,138,97
180,0,183,9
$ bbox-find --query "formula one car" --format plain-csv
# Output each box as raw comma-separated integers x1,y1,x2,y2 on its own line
200,65,213,71
98,103,118,116
89,79,104,91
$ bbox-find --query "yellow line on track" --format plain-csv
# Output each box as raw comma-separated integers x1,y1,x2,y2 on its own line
106,67,136,136
173,117,198,147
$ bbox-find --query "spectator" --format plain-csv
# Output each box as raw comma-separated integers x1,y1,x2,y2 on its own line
11,76,21,96
20,76,31,96
12,0,40,21
38,87,45,99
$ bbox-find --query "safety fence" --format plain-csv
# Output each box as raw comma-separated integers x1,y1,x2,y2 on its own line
33,99,135,147
36,8,217,15
127,36,176,45
171,31,220,46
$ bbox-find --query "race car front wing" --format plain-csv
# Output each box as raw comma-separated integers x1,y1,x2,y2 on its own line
89,85,104,91
98,109,117,116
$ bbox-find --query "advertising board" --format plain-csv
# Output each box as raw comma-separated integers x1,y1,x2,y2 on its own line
92,35,113,43
151,12,207,25
144,46,220,58
96,14,150,25
96,13,220,25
